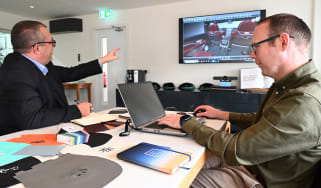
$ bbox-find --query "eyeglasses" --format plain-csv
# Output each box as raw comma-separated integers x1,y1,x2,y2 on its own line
249,34,294,54
32,39,56,48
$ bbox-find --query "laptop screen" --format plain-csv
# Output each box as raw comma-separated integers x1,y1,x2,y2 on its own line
117,82,165,127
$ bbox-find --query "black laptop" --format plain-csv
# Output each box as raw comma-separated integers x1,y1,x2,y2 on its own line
117,82,186,136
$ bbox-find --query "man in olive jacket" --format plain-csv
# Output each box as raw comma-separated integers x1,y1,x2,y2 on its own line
159,14,321,188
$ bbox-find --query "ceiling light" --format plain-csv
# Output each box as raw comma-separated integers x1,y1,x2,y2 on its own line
29,5,35,9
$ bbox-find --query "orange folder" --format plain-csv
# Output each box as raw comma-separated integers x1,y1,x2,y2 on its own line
7,134,62,145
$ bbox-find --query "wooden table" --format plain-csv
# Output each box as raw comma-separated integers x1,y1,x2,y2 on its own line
63,82,92,103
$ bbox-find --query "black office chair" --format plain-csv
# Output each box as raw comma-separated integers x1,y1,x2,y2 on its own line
311,162,321,188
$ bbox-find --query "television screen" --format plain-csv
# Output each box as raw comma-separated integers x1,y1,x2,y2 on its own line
179,9,266,64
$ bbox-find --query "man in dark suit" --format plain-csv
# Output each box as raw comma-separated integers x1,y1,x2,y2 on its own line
0,20,120,136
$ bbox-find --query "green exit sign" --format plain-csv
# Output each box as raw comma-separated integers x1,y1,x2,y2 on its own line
99,10,112,19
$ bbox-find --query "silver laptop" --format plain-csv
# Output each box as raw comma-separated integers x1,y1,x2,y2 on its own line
117,82,187,136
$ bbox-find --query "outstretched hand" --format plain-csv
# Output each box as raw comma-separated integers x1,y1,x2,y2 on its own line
99,47,120,64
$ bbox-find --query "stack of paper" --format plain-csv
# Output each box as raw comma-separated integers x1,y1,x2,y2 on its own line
57,130,89,145
240,67,274,89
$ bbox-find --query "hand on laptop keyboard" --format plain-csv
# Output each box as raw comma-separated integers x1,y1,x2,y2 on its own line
158,114,183,129
147,122,169,129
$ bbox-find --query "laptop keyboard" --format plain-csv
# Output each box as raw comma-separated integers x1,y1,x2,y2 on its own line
145,121,168,129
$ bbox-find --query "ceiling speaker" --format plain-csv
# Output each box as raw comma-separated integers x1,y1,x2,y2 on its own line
49,18,82,34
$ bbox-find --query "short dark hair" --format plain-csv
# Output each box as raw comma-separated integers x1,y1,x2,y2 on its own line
259,13,311,47
11,20,47,53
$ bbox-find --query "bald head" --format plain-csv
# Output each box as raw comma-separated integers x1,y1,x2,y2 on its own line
11,20,47,53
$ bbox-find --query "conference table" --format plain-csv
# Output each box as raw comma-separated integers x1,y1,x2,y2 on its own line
0,108,228,188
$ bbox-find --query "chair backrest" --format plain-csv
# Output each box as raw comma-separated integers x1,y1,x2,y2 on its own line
311,162,321,188
208,23,219,32
238,20,256,33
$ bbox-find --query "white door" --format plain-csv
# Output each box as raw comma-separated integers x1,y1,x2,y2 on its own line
94,27,127,111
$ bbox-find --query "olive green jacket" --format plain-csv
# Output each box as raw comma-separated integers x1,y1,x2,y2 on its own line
182,62,321,188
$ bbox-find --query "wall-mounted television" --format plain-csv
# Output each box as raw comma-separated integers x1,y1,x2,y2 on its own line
179,9,266,64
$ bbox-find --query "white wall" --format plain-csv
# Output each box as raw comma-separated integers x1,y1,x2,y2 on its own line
49,0,315,89
312,0,321,70
0,11,38,31
0,0,318,107
1,0,316,89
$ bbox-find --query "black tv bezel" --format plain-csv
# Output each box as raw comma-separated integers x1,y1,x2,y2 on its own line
179,9,266,64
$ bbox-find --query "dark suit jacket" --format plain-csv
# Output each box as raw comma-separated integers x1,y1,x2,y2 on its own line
0,52,102,135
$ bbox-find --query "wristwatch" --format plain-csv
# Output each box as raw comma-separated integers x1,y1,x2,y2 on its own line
180,115,192,126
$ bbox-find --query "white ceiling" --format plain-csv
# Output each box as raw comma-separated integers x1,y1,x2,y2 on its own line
0,0,189,20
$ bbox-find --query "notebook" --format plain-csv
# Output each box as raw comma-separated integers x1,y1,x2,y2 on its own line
117,142,191,174
117,82,187,136
71,112,116,126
